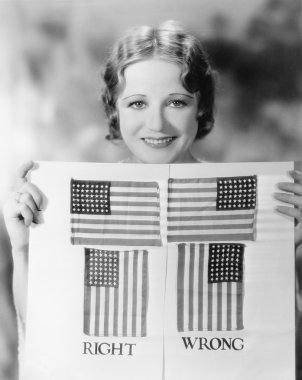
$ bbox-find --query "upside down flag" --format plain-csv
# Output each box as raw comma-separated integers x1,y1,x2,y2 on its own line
177,243,245,332
167,176,257,242
70,179,161,246
84,248,148,337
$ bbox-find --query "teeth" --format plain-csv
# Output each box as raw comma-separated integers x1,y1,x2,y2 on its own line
144,137,173,145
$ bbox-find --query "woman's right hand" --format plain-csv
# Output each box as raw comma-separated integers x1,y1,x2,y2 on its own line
3,161,44,252
3,160,45,328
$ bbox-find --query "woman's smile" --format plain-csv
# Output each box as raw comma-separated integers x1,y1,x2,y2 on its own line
141,136,177,148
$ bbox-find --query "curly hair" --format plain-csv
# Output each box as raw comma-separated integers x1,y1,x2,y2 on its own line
102,20,215,140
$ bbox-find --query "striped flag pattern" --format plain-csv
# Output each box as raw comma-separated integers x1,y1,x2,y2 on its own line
84,248,148,337
167,176,257,242
177,243,245,332
70,179,161,246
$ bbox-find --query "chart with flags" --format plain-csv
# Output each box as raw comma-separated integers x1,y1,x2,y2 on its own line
70,179,161,246
167,176,257,243
177,243,245,332
24,161,294,380
83,248,149,337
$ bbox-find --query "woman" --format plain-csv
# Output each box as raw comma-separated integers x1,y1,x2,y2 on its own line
3,19,302,358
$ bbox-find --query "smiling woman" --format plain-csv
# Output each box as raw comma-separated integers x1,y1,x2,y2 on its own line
102,20,215,163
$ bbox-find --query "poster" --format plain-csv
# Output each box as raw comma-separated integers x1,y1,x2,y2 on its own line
22,161,295,380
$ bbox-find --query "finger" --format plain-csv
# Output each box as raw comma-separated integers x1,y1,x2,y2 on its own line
277,182,302,196
19,182,45,211
274,192,302,208
289,170,302,184
17,203,34,227
16,160,35,179
18,193,40,223
14,161,35,190
276,205,302,222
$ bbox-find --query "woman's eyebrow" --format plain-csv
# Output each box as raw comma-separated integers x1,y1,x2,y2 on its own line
169,92,194,99
121,94,147,100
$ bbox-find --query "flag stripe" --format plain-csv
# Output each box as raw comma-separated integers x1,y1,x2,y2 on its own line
169,234,253,242
237,282,244,329
141,251,148,337
72,227,159,235
83,285,91,335
189,245,194,331
168,187,217,193
168,213,254,221
198,244,204,331
168,206,256,213
73,237,162,246
111,181,159,188
117,253,124,336
193,244,200,331
104,287,110,336
169,178,217,184
169,197,217,203
122,253,129,336
110,191,158,197
217,282,222,331
132,251,138,336
71,218,159,226
168,223,254,231
110,200,159,207
177,244,185,332
95,287,101,336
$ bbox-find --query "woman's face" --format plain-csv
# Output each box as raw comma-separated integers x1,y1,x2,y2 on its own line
116,58,199,164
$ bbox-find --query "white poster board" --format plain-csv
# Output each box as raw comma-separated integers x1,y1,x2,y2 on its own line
22,161,295,380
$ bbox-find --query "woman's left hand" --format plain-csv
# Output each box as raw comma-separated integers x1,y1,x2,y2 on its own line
275,169,302,247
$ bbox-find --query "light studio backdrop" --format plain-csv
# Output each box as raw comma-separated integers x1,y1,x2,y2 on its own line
0,1,301,380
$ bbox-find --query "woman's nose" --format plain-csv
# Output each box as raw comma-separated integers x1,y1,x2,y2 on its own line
145,106,166,132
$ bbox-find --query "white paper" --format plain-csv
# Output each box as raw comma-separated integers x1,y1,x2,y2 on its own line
23,161,295,380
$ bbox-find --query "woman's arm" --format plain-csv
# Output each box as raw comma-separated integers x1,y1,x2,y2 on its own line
3,161,45,328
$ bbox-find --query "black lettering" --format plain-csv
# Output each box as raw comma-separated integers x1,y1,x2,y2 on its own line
111,343,124,355
98,343,111,355
221,338,232,350
232,338,244,351
182,337,198,349
198,337,211,350
209,338,221,350
124,343,136,356
83,342,93,355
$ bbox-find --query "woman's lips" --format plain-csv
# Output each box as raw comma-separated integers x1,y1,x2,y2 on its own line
141,136,176,148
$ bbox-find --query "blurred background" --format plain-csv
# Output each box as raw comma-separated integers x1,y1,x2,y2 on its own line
0,0,301,378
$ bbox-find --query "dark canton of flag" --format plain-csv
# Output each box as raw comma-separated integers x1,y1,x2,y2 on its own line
177,243,245,332
70,179,161,246
167,175,257,242
84,248,148,337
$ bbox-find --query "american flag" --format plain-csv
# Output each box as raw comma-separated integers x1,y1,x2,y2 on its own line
83,248,148,337
70,179,161,246
177,243,245,332
167,176,257,242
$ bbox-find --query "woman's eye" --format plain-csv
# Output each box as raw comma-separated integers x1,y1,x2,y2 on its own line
168,99,187,108
129,101,146,109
